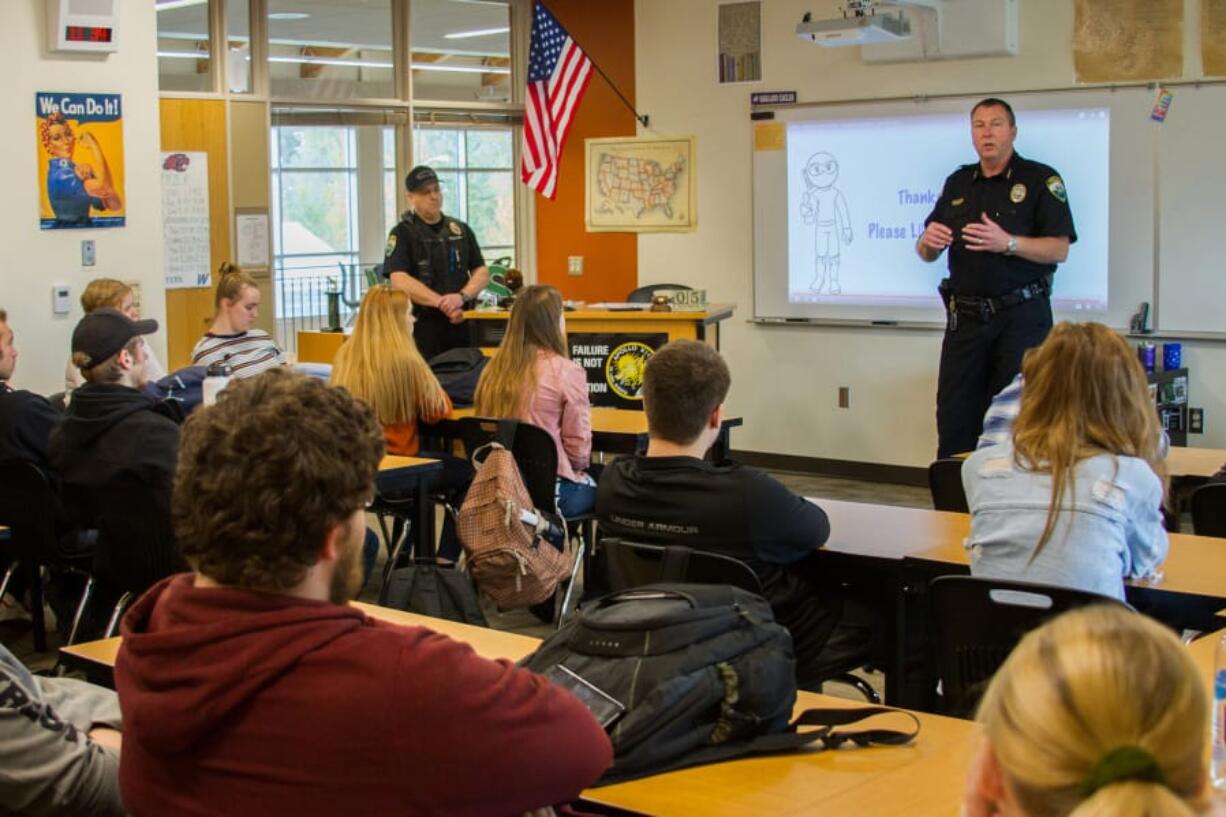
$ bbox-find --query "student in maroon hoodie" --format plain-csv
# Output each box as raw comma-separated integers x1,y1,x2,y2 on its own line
114,369,612,817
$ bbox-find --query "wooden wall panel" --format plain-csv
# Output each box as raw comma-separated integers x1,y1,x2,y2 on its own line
534,0,637,302
160,98,230,369
229,100,275,335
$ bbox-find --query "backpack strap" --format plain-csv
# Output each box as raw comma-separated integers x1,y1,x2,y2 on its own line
495,418,520,448
740,706,921,754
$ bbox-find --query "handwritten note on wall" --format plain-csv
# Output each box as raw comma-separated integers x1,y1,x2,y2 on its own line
161,151,211,289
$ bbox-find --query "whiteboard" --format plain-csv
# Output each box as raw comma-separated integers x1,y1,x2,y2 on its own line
1155,84,1226,335
752,87,1157,331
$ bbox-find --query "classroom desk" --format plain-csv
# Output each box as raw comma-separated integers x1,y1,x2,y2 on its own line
1167,447,1226,479
60,599,976,817
814,497,1226,707
428,406,745,460
377,456,442,558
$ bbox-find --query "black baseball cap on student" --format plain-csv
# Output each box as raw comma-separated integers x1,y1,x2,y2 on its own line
72,308,158,369
405,165,439,192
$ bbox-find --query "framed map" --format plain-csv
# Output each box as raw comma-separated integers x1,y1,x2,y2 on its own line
585,136,696,233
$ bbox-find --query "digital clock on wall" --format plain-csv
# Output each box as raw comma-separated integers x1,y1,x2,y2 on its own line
47,0,120,54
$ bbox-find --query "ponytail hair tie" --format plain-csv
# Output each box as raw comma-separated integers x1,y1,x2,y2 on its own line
1081,746,1165,796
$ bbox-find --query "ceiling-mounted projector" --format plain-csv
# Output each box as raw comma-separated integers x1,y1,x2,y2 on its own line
797,12,910,46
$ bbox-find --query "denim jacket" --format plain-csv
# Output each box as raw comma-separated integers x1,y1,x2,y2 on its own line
962,442,1168,600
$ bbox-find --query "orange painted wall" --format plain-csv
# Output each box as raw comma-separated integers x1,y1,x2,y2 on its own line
533,0,637,302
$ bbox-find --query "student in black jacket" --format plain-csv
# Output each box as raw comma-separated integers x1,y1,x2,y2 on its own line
596,340,872,687
0,308,61,471
49,309,185,599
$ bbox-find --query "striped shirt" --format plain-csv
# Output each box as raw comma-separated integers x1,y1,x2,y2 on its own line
191,329,286,379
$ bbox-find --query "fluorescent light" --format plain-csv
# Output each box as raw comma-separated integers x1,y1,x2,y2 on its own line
156,0,208,11
270,55,393,69
268,12,311,21
412,62,509,74
159,51,509,75
444,27,510,40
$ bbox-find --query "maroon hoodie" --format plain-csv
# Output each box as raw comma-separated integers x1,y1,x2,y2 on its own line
115,575,612,817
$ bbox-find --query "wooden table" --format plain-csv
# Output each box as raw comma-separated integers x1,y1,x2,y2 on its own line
297,304,738,365
60,599,976,817
1167,447,1226,479
430,407,744,460
376,456,442,559
814,497,1226,707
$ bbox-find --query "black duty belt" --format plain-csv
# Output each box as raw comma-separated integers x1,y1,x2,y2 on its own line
939,275,1051,329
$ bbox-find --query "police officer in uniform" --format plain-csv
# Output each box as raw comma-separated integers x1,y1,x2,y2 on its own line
918,98,1076,458
384,165,490,361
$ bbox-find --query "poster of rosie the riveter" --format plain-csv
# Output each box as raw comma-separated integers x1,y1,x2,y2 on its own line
36,92,125,229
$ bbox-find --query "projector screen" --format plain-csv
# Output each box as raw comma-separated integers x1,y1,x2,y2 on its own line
753,89,1154,327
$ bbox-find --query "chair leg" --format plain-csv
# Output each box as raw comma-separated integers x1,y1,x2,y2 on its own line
65,576,96,647
0,560,18,602
27,562,46,653
557,534,586,627
103,592,134,638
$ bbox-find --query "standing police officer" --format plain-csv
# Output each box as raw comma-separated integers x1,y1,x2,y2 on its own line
917,98,1076,458
384,165,490,361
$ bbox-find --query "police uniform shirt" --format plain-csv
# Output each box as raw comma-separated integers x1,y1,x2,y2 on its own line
382,212,485,308
924,152,1077,297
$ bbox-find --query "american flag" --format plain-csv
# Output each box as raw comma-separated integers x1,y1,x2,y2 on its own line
521,3,592,199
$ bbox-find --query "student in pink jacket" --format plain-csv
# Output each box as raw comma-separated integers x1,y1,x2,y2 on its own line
474,285,599,520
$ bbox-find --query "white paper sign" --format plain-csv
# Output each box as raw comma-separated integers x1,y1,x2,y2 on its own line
160,151,211,289
236,213,270,268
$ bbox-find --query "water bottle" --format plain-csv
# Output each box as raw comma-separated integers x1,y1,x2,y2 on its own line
1213,632,1226,789
202,357,233,407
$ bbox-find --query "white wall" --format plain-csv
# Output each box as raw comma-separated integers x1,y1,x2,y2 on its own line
1,0,165,396
636,0,1226,467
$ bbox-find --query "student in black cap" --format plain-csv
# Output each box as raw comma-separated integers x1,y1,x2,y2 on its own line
49,309,185,616
383,165,490,360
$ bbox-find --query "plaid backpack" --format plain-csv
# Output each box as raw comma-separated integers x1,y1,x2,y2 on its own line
457,442,573,607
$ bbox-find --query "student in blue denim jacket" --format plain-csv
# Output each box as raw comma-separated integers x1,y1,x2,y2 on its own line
962,322,1168,600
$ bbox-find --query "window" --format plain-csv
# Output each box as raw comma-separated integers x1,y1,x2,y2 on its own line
156,0,212,92
410,0,512,103
412,126,516,265
267,0,395,100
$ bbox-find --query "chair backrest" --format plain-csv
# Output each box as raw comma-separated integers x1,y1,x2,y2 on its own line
928,458,969,512
457,417,558,512
599,538,763,594
88,474,186,595
1191,483,1226,537
0,460,61,560
929,575,1132,717
625,283,692,304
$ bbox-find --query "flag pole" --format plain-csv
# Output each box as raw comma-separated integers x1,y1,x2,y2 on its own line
538,2,649,129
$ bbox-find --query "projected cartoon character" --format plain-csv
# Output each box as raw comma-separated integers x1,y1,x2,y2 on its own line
800,152,853,294
40,112,122,226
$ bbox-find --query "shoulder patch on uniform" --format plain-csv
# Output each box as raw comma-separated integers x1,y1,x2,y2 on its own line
1010,183,1026,204
448,221,462,236
951,197,965,207
385,232,397,257
1045,175,1067,203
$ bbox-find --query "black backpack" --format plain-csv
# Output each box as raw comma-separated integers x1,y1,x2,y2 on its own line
520,583,920,784
429,347,489,406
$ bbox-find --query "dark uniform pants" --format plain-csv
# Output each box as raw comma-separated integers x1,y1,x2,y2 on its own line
414,310,472,362
936,296,1053,459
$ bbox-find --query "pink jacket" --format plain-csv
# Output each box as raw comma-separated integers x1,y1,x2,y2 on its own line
526,352,592,482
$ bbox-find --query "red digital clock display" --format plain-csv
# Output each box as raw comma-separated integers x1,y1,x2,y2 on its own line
65,26,113,43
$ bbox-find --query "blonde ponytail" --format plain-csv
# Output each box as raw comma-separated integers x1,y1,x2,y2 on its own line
977,606,1208,817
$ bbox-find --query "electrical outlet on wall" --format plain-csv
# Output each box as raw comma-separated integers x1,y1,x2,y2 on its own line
1190,408,1204,434
567,256,584,276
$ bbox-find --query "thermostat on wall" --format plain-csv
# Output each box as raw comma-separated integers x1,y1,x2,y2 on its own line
47,0,120,54
52,285,72,316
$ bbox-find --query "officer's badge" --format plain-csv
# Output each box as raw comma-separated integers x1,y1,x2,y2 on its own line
448,221,462,236
1010,183,1026,204
1046,175,1067,203
951,198,965,206
385,233,397,257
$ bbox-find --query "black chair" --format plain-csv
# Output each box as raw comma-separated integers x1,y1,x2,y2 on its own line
0,461,61,652
929,575,1132,717
457,417,590,623
1191,483,1226,537
928,458,969,512
599,538,880,703
626,283,692,304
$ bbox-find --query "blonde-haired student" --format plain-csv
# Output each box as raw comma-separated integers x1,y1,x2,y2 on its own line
966,605,1208,817
191,263,286,378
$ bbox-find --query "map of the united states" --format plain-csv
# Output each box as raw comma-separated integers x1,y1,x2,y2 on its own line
595,153,686,219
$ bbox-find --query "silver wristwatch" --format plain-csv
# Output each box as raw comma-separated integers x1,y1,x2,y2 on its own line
1005,236,1018,255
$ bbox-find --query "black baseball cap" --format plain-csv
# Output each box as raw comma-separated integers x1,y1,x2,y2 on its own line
72,308,158,369
405,165,439,192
